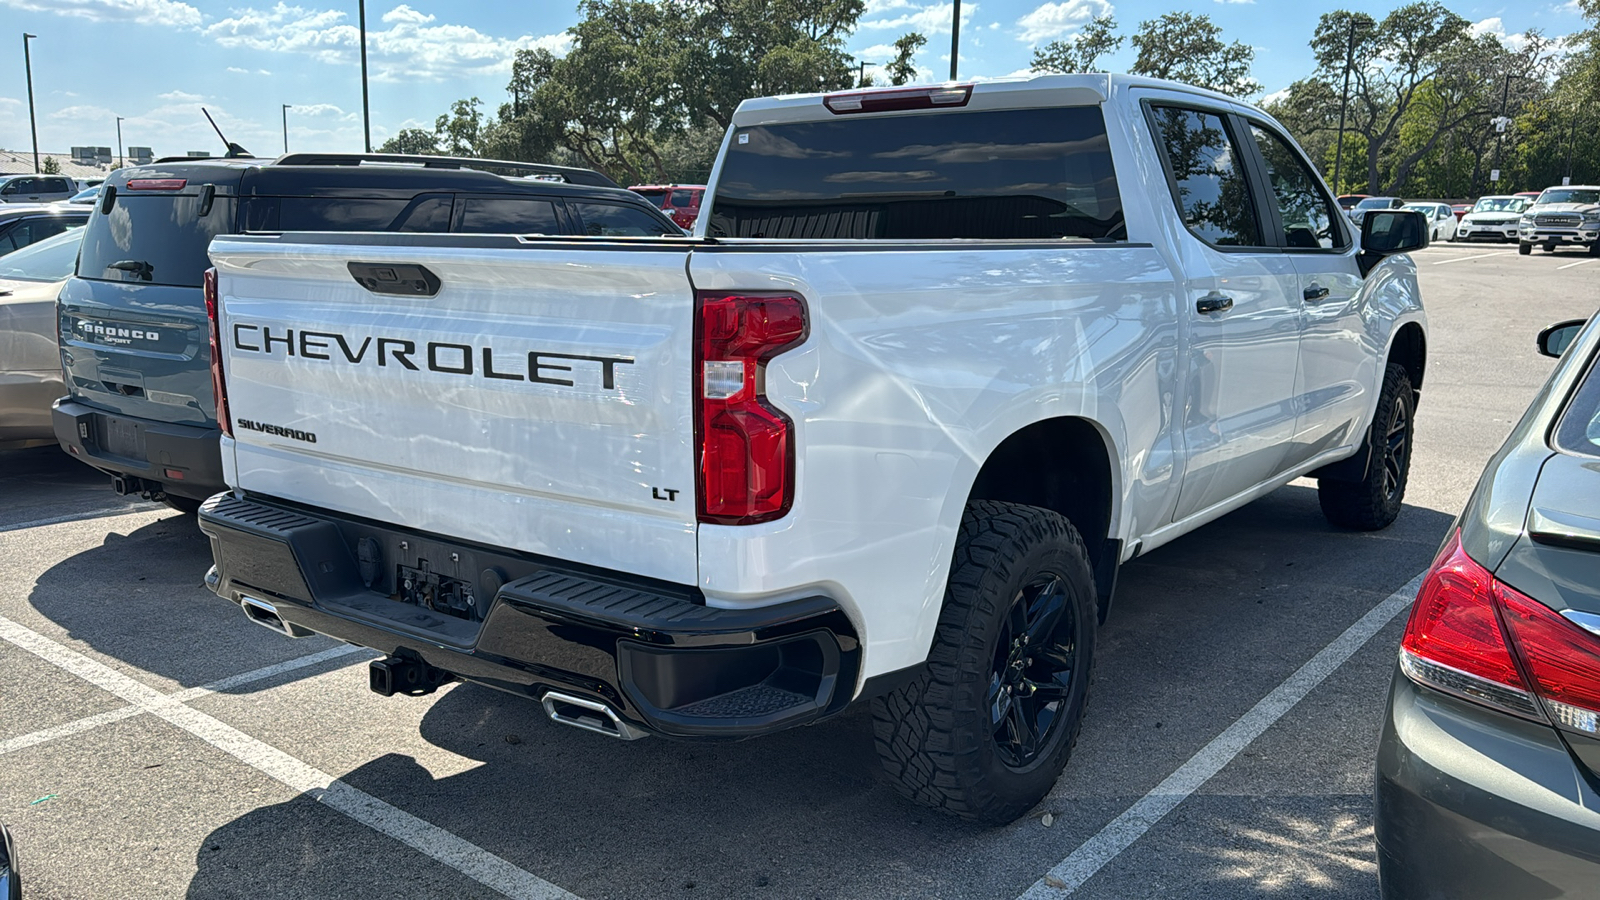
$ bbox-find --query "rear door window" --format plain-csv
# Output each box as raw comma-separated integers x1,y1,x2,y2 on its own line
568,202,676,236
456,197,562,234
77,194,234,287
708,106,1125,240
1148,106,1262,247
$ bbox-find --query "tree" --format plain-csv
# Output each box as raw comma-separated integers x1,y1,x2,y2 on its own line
886,31,925,85
1130,12,1259,97
434,97,486,156
1031,15,1122,74
378,128,439,155
40,156,60,174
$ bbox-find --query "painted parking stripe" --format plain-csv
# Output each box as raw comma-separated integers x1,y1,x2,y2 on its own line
1016,572,1424,899
0,706,145,757
0,615,575,900
1557,258,1597,271
0,506,153,534
1431,251,1513,265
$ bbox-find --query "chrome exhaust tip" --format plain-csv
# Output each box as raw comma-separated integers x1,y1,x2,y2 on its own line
540,691,647,740
238,594,313,638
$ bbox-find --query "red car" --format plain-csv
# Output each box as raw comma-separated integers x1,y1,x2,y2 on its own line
1451,203,1470,220
628,184,705,230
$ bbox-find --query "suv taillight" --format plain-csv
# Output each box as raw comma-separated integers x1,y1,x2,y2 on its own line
1400,531,1600,736
203,267,232,437
694,291,807,525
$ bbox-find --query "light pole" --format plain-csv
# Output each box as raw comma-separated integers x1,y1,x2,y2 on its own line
1490,72,1512,188
282,104,292,153
115,116,124,168
23,33,39,174
1331,19,1355,194
949,0,960,80
358,0,371,152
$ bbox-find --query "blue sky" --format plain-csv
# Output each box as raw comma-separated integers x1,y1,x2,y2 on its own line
0,0,1590,157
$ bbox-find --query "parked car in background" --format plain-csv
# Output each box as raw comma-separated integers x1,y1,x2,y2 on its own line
73,178,104,191
1518,185,1600,256
1376,314,1600,898
1451,203,1470,220
1455,195,1529,242
1405,202,1457,242
1515,190,1544,201
65,186,100,205
1349,196,1405,224
0,227,81,448
628,183,705,230
0,205,89,256
53,152,680,513
1337,193,1369,211
0,174,76,204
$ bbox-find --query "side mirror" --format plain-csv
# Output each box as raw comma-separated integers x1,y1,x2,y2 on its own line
1358,209,1429,276
1538,318,1588,358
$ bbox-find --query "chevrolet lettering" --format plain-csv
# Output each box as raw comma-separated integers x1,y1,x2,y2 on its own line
229,323,634,390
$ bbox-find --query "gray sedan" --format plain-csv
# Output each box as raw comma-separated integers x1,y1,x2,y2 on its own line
1375,314,1600,897
0,226,81,447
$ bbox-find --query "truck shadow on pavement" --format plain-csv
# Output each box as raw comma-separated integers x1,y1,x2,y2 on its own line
181,485,1457,900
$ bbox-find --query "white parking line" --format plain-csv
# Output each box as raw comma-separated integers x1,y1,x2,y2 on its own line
0,706,144,757
1431,251,1513,265
1557,258,1597,271
0,616,571,900
170,644,370,702
0,506,153,534
1015,572,1424,899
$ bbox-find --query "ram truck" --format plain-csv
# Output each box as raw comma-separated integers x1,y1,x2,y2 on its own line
197,74,1429,824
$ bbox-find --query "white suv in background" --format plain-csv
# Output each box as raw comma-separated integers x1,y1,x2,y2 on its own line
1457,195,1529,242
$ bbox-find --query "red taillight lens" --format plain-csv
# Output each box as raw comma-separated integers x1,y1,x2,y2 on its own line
694,292,806,525
125,178,186,191
203,267,232,437
1400,530,1600,736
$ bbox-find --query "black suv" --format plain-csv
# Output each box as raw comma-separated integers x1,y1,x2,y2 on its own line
53,153,679,511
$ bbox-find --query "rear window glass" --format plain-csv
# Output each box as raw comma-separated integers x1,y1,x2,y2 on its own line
708,106,1125,241
669,189,698,208
633,190,668,207
241,195,453,233
569,202,675,236
77,194,234,288
1555,338,1600,458
458,197,561,234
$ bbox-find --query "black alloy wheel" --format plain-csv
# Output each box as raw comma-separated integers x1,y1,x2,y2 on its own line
1318,362,1415,531
989,573,1079,768
1381,394,1411,506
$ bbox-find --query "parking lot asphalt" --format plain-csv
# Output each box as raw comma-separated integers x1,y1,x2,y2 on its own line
2,241,1596,900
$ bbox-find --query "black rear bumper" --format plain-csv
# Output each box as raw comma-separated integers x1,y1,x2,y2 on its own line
197,493,861,739
51,399,224,501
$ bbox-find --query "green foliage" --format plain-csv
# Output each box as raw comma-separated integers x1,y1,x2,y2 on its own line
887,31,926,86
434,98,486,156
1031,15,1122,74
40,156,59,174
1131,12,1260,97
378,128,439,155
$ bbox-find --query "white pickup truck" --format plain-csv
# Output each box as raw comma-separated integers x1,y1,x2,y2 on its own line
197,74,1429,824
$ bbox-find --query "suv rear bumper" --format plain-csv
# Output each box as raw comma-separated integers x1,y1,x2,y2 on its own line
197,493,861,739
51,399,224,500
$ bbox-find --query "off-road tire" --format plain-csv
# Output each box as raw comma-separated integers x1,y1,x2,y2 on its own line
871,500,1097,825
1318,363,1415,531
1518,242,1532,255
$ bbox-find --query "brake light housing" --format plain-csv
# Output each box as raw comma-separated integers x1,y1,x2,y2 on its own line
694,291,807,525
203,267,232,437
1400,530,1600,735
823,84,973,115
125,178,187,191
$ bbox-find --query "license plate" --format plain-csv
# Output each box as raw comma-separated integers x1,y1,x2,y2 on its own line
100,417,145,460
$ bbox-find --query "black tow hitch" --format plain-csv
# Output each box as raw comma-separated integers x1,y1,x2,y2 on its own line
369,654,453,697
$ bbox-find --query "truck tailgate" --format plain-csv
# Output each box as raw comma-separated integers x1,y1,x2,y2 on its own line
209,236,698,585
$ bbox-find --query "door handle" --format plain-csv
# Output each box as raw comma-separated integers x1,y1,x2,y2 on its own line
1196,292,1233,314
1303,284,1331,302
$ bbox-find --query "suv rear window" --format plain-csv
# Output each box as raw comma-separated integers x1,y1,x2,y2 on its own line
77,194,235,288
708,106,1124,241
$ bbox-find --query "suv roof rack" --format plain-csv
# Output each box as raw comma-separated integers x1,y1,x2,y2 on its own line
269,153,620,189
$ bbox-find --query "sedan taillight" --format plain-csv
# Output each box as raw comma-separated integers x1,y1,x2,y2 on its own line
1400,530,1600,736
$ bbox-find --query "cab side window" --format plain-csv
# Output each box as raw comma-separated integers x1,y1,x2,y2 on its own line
457,197,562,235
1248,123,1345,250
569,202,676,237
1149,106,1262,247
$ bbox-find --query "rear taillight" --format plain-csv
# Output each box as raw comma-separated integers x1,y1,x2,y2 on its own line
823,84,973,115
203,267,232,437
1400,531,1600,735
694,291,807,525
125,178,186,191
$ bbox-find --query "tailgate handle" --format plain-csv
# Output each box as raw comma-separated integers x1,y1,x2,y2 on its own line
348,262,441,297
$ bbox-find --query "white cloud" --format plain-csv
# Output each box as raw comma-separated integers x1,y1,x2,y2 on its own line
1260,86,1290,105
861,1,975,35
226,66,250,74
1015,0,1112,44
0,0,201,27
1215,0,1254,4
157,89,204,103
203,3,568,82
1471,16,1535,51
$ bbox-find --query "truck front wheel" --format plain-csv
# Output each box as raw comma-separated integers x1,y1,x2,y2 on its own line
871,500,1097,824
1318,363,1415,531
1518,242,1533,255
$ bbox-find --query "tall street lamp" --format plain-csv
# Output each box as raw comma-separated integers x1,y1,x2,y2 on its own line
1331,20,1356,194
282,104,292,153
949,0,960,81
358,0,372,152
116,116,124,168
23,33,39,174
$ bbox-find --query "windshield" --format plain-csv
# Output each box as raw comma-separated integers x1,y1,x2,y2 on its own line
1538,189,1600,205
0,226,83,281
68,187,99,204
1355,197,1394,210
1472,197,1526,213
